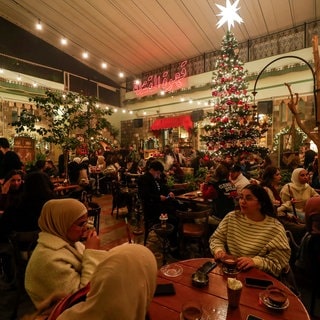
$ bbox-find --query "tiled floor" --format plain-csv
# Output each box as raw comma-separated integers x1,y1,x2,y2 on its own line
18,193,319,319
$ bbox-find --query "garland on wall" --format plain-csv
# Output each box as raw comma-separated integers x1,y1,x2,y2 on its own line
272,126,307,152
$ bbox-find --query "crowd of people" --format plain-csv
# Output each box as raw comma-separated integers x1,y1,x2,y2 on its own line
0,136,319,319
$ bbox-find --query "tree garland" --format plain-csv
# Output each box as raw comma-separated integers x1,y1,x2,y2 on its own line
272,126,307,152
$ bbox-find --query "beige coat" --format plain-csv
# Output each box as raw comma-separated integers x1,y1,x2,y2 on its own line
25,232,107,309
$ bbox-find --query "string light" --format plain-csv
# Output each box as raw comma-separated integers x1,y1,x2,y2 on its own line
60,37,68,45
35,19,42,30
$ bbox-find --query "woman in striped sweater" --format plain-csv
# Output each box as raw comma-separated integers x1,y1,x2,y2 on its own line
209,184,290,277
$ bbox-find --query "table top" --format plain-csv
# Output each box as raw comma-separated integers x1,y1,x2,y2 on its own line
149,258,310,320
176,190,207,203
54,184,79,194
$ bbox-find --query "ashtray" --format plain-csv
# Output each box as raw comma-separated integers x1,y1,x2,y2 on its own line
160,264,183,277
259,286,289,311
192,271,209,288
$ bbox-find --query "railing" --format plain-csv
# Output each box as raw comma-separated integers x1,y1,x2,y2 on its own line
126,19,320,92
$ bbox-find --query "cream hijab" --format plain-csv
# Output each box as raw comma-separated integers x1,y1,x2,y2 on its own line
55,244,158,320
38,199,87,244
290,168,308,191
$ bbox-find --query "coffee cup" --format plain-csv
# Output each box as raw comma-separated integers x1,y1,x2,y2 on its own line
181,300,203,320
221,255,238,274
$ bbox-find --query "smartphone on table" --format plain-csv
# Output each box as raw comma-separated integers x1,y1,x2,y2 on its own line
244,277,273,289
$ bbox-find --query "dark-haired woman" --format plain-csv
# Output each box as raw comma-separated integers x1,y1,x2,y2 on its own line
209,184,290,277
0,169,24,211
260,166,282,207
0,171,57,235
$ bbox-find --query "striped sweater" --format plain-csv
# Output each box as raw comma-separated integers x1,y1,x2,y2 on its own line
209,211,291,277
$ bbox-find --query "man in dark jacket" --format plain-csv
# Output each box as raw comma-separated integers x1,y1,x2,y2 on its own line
138,160,178,250
0,137,23,183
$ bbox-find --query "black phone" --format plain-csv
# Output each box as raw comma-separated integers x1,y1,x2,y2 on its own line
198,261,217,274
246,315,264,320
244,277,273,289
154,283,176,296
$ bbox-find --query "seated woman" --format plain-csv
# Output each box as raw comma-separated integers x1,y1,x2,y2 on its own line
260,167,306,245
0,169,24,211
260,166,282,207
0,171,56,234
209,184,291,277
278,168,319,222
22,244,157,320
25,198,107,309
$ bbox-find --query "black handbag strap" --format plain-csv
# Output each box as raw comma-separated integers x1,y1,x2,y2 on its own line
287,185,298,217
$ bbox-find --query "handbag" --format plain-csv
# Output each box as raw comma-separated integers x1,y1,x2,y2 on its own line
47,283,90,320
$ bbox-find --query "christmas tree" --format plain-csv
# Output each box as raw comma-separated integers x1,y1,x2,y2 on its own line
201,30,270,160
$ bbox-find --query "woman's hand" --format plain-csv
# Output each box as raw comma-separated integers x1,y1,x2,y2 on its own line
214,250,226,260
236,256,255,270
1,179,11,194
85,230,100,249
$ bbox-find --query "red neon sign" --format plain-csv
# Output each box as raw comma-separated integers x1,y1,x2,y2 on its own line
133,60,188,97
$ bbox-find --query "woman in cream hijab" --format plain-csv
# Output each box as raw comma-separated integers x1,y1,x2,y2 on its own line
25,198,107,309
278,168,319,244
49,244,157,320
279,168,319,221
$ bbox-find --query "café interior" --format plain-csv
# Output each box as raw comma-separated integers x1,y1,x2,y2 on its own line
1,1,320,319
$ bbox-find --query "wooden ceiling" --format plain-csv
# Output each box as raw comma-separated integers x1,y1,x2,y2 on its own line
1,0,319,85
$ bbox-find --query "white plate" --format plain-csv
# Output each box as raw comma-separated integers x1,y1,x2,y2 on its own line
160,264,183,277
259,291,289,310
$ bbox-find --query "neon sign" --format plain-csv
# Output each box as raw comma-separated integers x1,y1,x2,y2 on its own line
133,60,188,97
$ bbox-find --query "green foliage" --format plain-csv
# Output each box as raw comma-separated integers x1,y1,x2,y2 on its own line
280,169,292,184
10,90,113,152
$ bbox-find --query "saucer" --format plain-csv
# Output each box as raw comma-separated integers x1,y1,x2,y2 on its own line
259,291,289,310
160,264,183,277
222,266,240,275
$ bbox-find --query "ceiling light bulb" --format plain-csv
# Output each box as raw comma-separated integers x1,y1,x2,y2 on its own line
61,37,68,45
17,75,21,81
82,51,89,59
134,79,140,85
119,72,124,78
122,109,126,113
101,62,107,69
0,69,4,74
129,110,133,114
36,20,42,30
113,108,118,112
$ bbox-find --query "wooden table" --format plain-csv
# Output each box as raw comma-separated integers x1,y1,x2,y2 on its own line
54,184,79,196
150,258,310,320
176,190,207,204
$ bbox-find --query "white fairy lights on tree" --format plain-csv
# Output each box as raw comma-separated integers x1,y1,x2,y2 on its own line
201,0,270,159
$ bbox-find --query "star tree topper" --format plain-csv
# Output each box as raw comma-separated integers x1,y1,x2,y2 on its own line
216,0,243,30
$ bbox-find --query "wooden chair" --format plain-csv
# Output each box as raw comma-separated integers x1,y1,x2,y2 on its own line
87,202,101,234
176,205,211,258
111,180,132,219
